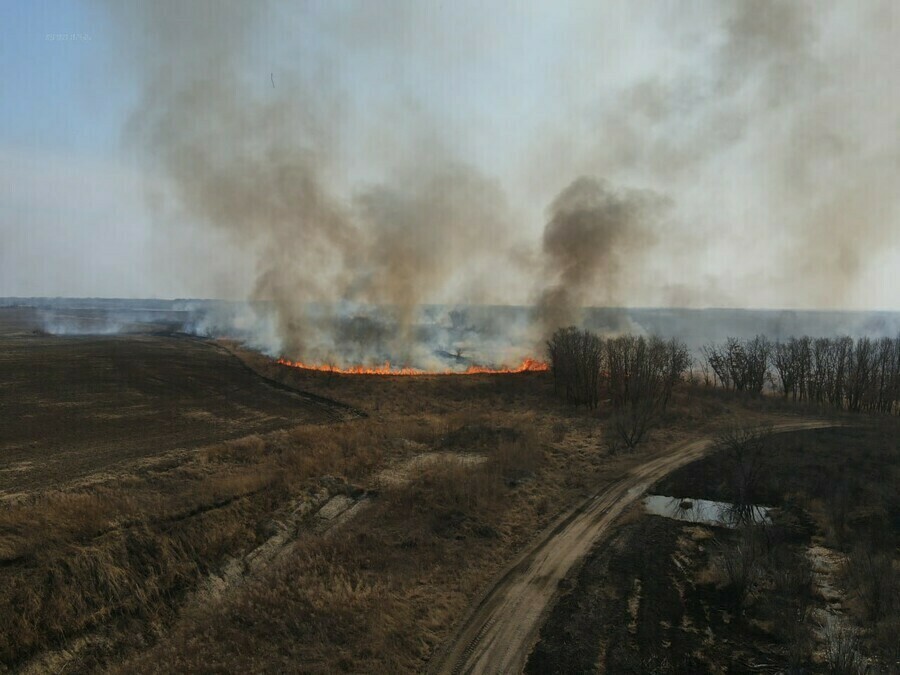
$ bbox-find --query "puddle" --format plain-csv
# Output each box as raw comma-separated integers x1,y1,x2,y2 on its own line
643,495,772,527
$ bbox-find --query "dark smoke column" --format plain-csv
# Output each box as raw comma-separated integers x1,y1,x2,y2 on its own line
534,176,667,335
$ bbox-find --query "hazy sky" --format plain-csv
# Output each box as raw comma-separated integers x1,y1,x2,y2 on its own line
1,1,899,310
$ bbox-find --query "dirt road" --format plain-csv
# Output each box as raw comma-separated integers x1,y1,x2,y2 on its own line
427,420,838,675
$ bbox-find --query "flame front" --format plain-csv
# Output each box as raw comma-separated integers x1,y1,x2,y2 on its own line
276,357,549,376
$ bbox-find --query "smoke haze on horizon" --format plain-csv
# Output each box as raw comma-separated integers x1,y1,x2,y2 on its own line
2,1,899,357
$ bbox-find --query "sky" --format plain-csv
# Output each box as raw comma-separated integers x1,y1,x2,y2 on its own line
1,0,899,310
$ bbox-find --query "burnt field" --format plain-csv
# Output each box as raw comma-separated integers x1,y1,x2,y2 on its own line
0,308,345,494
528,425,900,673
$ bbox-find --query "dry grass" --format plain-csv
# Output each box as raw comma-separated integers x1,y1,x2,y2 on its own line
0,356,766,671
0,490,138,560
111,396,749,673
0,509,257,665
0,418,414,669
120,532,419,674
0,408,545,670
113,416,551,673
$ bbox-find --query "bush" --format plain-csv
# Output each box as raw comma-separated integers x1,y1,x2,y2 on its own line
714,526,763,612
821,617,867,675
546,327,603,408
845,544,898,621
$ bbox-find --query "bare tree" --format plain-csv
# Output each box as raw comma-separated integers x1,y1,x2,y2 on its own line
772,339,798,399
715,426,772,519
845,543,899,622
745,335,773,394
702,336,771,393
546,326,604,409
715,524,763,612
705,333,900,415
609,399,660,451
702,343,732,390
606,335,690,451
548,328,690,448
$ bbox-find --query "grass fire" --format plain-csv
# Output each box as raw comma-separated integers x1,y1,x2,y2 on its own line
3,1,900,673
4,302,898,672
276,356,550,376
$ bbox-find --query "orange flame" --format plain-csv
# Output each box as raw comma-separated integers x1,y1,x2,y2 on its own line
276,357,549,376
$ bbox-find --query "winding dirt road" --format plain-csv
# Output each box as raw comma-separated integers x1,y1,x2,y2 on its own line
427,420,837,675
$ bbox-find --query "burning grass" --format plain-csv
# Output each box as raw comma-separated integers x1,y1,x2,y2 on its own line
276,356,549,376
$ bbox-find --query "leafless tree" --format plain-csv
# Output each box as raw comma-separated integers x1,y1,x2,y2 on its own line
715,426,772,518
845,543,898,622
706,333,900,416
548,328,690,447
702,336,771,394
701,343,732,390
606,335,690,450
772,339,798,399
609,399,660,451
546,326,604,409
715,524,763,612
821,617,867,675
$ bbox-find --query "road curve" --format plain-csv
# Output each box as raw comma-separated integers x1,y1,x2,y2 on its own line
427,420,838,675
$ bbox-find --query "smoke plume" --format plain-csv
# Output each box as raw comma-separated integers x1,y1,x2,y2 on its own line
104,1,521,366
92,1,900,368
534,177,666,336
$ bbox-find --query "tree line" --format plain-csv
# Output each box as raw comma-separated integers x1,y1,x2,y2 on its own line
546,327,691,449
701,334,900,415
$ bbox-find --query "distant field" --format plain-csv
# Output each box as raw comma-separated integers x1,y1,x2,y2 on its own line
0,308,344,493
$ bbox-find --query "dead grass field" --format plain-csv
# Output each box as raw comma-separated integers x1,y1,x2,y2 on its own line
0,307,849,673
0,309,347,494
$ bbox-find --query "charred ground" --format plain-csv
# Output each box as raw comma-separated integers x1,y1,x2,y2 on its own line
527,425,899,673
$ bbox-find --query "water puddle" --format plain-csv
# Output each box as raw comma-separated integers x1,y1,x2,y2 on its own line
643,495,772,527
